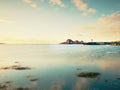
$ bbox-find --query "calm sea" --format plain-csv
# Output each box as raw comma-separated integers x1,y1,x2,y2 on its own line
0,45,120,90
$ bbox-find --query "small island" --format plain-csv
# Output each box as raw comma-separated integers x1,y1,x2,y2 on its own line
60,39,120,46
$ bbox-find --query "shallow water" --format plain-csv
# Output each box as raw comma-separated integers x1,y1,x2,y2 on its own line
0,45,120,90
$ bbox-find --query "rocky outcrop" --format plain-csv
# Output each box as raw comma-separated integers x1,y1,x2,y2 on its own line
110,41,120,46
60,39,120,46
60,39,84,44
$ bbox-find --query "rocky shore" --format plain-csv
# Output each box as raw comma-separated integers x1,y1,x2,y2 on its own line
60,39,120,46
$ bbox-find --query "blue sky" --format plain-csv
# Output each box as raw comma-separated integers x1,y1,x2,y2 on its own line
0,0,120,44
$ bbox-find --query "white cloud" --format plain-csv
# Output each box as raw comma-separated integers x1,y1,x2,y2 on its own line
23,0,31,4
30,3,37,8
23,0,37,8
79,20,120,41
98,11,120,24
72,0,87,11
88,8,96,13
50,0,65,8
72,0,96,16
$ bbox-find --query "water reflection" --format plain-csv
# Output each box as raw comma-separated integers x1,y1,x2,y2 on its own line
73,78,89,90
50,81,65,90
0,45,120,90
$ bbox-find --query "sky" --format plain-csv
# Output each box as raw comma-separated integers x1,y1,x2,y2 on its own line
0,0,120,44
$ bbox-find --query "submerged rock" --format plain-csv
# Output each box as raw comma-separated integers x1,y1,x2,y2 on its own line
14,66,31,70
0,61,31,70
8,87,32,90
0,81,12,89
76,72,100,78
76,68,82,70
29,78,39,82
0,66,31,70
0,84,7,89
116,78,120,80
26,75,39,82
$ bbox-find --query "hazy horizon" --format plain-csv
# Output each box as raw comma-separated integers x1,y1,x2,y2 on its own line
0,0,120,44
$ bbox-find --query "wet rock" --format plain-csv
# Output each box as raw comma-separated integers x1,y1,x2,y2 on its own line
76,72,100,78
76,68,82,70
0,83,7,89
29,78,39,82
14,67,31,70
0,66,10,70
9,87,32,90
0,62,31,70
104,79,109,82
26,75,39,82
0,81,12,89
0,66,31,70
116,78,120,80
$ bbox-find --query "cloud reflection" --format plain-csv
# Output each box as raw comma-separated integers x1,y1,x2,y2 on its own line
73,78,89,90
50,81,65,90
